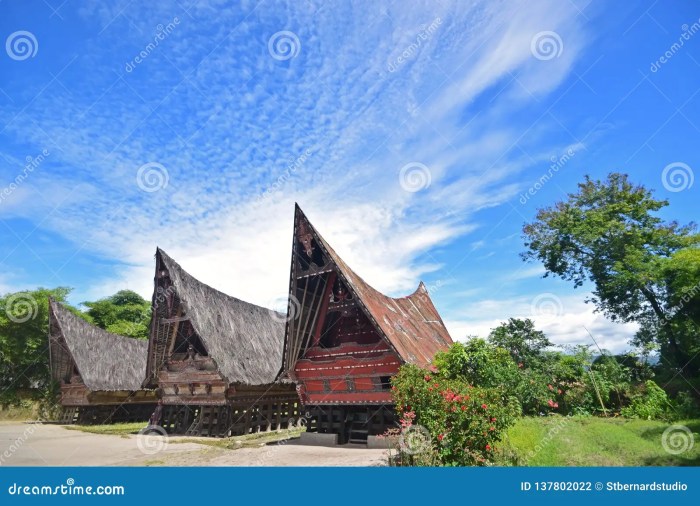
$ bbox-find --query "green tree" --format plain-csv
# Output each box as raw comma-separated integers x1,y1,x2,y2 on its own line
0,287,77,402
522,173,700,372
433,338,520,389
83,289,150,339
488,318,551,367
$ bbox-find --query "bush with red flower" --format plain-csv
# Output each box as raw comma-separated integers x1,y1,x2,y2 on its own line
391,364,520,466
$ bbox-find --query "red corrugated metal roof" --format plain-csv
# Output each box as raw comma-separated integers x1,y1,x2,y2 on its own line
296,205,453,367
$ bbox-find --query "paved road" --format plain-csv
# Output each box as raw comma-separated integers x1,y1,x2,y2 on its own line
0,423,387,466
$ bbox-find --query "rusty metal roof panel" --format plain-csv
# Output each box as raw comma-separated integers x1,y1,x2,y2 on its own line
296,205,453,367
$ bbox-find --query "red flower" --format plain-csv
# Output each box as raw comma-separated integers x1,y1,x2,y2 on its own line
489,426,496,431
461,405,467,411
557,389,563,395
428,387,433,392
481,404,488,410
490,417,497,422
548,384,554,391
424,375,431,382
485,444,491,451
434,383,440,388
547,399,559,409
437,433,444,441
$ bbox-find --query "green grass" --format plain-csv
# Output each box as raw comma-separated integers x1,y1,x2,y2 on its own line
64,423,305,449
172,427,306,449
498,416,700,466
64,422,146,435
0,401,40,421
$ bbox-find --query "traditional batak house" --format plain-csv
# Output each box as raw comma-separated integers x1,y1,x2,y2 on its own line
48,299,156,424
281,205,454,443
144,248,299,437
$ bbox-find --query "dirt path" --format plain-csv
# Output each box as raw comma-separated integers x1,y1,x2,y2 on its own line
0,423,387,466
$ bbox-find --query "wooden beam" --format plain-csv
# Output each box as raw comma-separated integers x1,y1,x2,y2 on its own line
311,272,336,346
160,315,190,324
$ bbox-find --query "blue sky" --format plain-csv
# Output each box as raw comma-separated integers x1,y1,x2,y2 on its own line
0,0,698,353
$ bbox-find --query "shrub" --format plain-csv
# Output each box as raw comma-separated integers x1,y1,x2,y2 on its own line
391,364,520,466
674,391,700,420
621,380,674,420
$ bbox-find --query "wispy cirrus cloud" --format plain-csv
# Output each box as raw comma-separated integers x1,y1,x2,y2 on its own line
0,0,612,347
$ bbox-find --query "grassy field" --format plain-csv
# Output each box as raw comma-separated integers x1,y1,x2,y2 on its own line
64,422,145,436
65,422,306,448
498,416,700,466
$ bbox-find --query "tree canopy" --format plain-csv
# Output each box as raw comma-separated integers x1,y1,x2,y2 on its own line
522,172,700,373
0,287,77,400
82,289,151,339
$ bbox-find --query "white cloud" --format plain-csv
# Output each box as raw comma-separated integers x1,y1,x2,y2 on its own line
0,1,623,349
446,292,638,354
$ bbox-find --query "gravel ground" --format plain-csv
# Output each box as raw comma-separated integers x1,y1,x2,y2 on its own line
0,423,387,467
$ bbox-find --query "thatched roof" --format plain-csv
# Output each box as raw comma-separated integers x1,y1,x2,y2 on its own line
48,300,148,391
291,205,453,367
156,248,286,385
